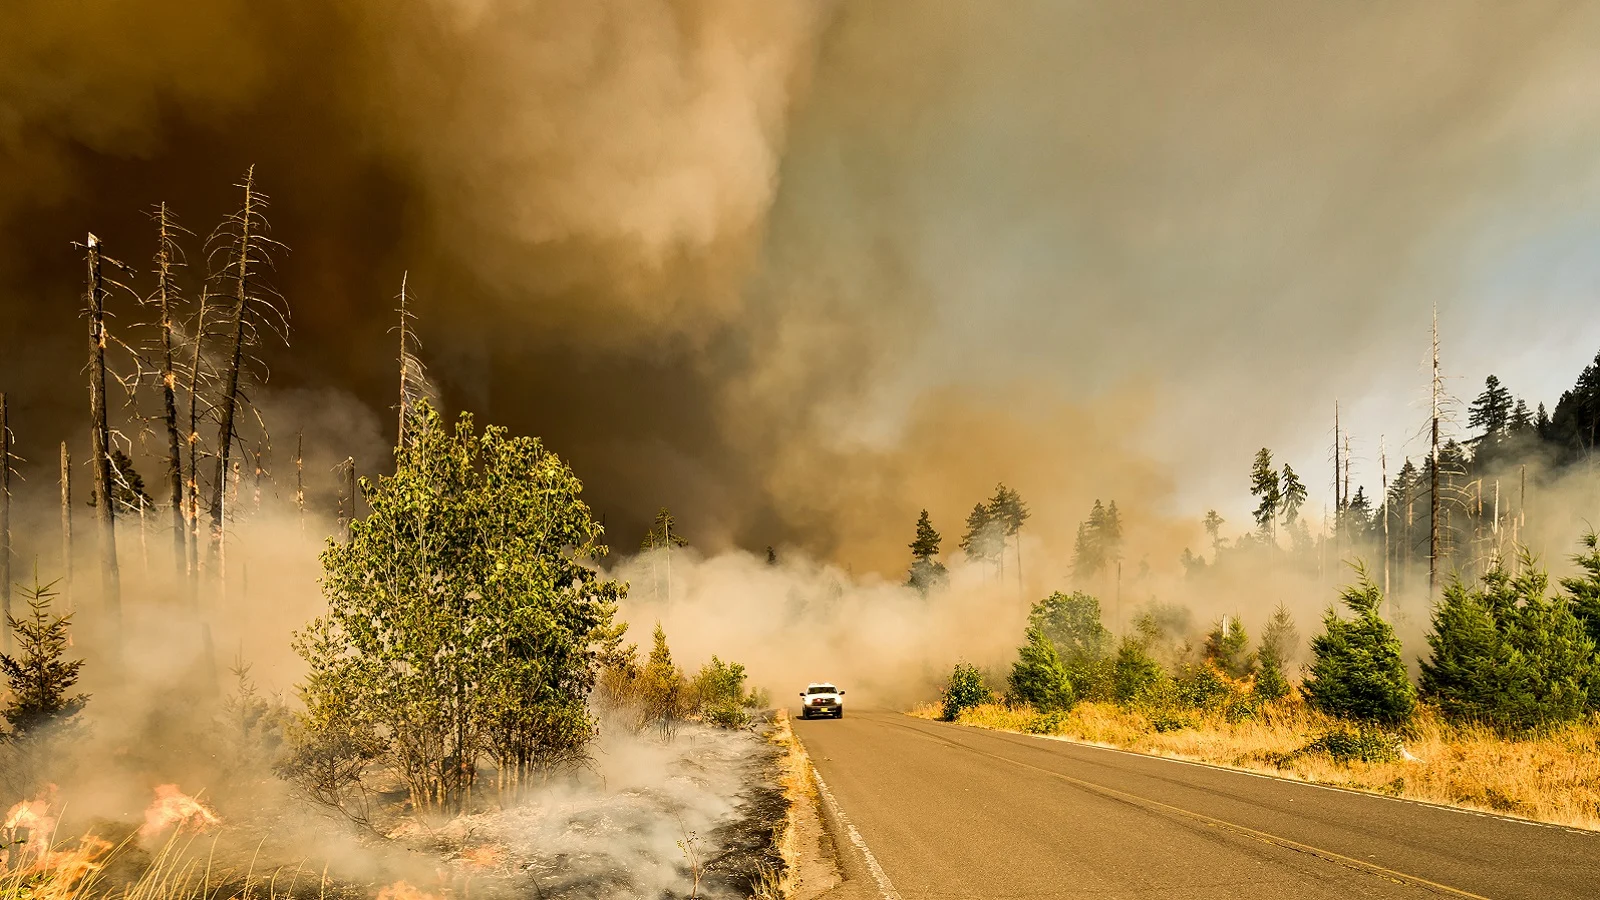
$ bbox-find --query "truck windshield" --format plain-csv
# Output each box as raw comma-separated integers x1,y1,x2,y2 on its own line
807,686,836,694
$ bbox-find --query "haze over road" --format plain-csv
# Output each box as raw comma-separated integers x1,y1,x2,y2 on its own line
794,710,1598,899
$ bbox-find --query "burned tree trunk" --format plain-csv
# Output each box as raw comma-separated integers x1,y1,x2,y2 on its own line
395,273,435,450
1429,304,1441,597
1380,436,1390,600
209,169,257,564
205,167,287,583
295,432,305,535
152,202,187,577
185,285,210,607
86,233,122,625
338,456,355,543
1,392,11,649
60,442,72,609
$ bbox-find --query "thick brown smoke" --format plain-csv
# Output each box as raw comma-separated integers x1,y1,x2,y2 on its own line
6,2,1600,575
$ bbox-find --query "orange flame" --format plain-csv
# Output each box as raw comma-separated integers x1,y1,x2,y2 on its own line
139,784,221,839
29,836,113,900
460,846,504,869
376,881,442,900
4,786,61,857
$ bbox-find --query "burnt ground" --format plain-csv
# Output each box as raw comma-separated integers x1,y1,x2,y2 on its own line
430,720,787,900
51,721,788,900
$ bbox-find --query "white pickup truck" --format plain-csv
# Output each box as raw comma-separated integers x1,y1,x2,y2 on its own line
799,683,845,719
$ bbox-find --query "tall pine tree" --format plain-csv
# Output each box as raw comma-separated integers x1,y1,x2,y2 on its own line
1467,375,1513,437
1249,449,1282,540
906,509,948,595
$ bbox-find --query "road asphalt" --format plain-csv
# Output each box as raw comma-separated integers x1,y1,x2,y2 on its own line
793,708,1599,900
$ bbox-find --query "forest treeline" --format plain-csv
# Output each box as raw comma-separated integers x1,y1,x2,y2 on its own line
943,532,1600,741
897,348,1600,619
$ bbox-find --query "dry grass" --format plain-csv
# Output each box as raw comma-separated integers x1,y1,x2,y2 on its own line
910,700,1600,831
762,709,812,899
0,823,342,900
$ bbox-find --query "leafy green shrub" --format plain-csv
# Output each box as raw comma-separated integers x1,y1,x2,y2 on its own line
1030,591,1113,667
1301,727,1402,764
1174,664,1230,708
296,403,624,812
687,656,762,728
1023,709,1070,734
1147,709,1197,732
1223,692,1261,724
1066,656,1117,702
1010,628,1076,712
1303,569,1416,726
702,699,751,729
941,662,989,721
1113,638,1166,703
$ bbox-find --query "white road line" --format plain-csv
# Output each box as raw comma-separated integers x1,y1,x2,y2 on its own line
811,764,904,900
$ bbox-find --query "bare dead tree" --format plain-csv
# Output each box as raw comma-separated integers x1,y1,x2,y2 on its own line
394,273,437,450
1,392,11,650
205,166,287,577
185,283,213,607
60,442,72,610
295,431,305,535
337,457,355,543
148,202,191,577
1380,435,1390,602
251,443,266,516
82,233,123,626
1429,303,1441,597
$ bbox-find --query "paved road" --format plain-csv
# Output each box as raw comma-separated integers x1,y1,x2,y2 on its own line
793,709,1599,900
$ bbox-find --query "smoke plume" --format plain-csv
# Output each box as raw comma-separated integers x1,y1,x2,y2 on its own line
6,1,1600,577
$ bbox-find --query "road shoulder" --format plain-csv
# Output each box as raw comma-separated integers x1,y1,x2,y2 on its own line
770,710,853,899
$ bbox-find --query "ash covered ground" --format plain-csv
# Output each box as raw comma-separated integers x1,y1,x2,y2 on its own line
414,721,786,900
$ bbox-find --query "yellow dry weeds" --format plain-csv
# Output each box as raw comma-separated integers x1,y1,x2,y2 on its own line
910,701,1600,831
763,709,814,899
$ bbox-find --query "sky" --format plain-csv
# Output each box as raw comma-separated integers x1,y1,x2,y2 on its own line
5,1,1600,573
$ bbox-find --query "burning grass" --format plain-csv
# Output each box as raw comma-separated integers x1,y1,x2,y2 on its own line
910,700,1600,831
0,785,352,900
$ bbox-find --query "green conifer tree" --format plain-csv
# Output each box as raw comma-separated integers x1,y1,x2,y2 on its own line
1510,399,1533,433
1202,509,1226,557
1259,602,1300,669
1280,464,1308,527
1203,616,1255,678
959,502,1000,571
1468,375,1513,437
1302,568,1415,725
0,578,87,740
1249,449,1282,540
1255,603,1299,702
1009,626,1075,712
906,509,949,595
1112,637,1165,702
1559,532,1600,660
1424,564,1597,730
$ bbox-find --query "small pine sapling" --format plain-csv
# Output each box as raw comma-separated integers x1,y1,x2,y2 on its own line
0,578,88,740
